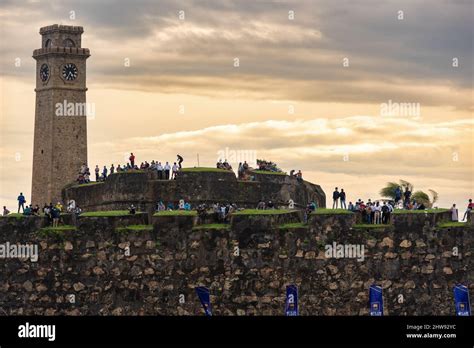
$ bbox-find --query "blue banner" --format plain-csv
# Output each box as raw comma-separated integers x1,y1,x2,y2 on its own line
369,284,383,316
454,284,471,316
195,286,212,316
285,285,298,316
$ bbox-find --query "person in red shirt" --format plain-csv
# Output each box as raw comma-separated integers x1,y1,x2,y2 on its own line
462,199,473,221
129,153,135,168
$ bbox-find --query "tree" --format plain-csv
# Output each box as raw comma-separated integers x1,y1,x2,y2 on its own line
380,179,414,200
379,182,401,201
412,190,439,208
380,179,439,208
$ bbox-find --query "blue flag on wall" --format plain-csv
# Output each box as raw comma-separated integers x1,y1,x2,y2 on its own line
454,284,471,316
195,286,212,316
285,285,298,316
369,284,383,316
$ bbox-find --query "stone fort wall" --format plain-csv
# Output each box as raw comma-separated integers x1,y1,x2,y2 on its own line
62,170,327,213
0,211,472,315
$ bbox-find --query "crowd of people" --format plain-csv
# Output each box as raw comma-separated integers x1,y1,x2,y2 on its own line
216,159,233,171
256,159,283,173
331,186,474,224
4,154,474,227
77,153,185,184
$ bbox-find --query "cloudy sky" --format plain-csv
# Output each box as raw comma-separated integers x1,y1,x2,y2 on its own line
0,0,472,209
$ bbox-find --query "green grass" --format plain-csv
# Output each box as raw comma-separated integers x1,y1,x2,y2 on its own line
73,181,104,187
37,225,76,238
312,208,353,215
153,210,197,216
278,222,308,229
181,167,231,173
392,208,449,214
353,224,389,229
437,221,467,228
232,209,294,215
113,169,145,173
80,210,143,217
116,224,153,233
1,213,29,218
252,170,286,175
193,223,230,230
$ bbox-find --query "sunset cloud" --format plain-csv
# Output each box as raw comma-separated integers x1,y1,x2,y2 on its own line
0,0,472,209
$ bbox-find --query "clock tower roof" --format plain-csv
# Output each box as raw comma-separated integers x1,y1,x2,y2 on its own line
39,24,84,35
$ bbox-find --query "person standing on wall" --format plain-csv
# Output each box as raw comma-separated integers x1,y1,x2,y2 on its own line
17,192,26,213
164,162,171,180
332,187,340,209
129,153,135,168
340,188,346,209
450,204,459,222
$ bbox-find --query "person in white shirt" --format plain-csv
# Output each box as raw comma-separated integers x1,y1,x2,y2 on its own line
164,162,171,180
172,163,178,179
373,202,382,224
156,162,163,180
451,204,459,221
94,165,100,181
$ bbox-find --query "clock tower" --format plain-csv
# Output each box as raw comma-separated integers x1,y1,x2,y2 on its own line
31,24,90,205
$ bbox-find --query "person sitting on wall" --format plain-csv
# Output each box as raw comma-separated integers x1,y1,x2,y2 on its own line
463,199,474,221
156,200,166,211
348,201,354,211
167,202,174,210
296,170,303,182
2,206,10,216
309,201,317,211
129,204,136,215
77,172,85,184
32,204,40,216
256,200,265,210
267,200,275,209
23,205,32,216
184,202,191,211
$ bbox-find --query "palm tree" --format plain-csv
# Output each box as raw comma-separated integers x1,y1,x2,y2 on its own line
380,179,414,201
380,180,439,207
379,182,401,201
412,189,439,208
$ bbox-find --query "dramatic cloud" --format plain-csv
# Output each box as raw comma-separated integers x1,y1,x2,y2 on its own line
0,0,472,209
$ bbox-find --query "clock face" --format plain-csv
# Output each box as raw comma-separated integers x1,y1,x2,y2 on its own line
40,64,49,82
62,63,78,81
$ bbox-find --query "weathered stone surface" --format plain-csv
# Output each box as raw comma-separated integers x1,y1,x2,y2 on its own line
0,211,471,316
63,170,326,212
